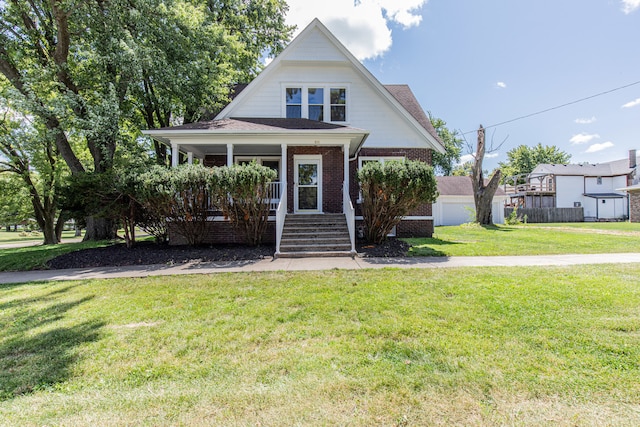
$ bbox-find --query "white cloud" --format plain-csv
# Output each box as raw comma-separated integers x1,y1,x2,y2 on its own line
285,0,429,60
621,0,640,14
575,116,596,124
622,98,640,108
486,152,499,159
570,133,600,145
586,141,614,153
496,82,507,89
459,154,475,164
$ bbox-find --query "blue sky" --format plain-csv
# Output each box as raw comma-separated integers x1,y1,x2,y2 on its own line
285,0,640,171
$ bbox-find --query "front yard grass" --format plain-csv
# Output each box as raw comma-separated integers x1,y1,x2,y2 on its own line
0,240,112,271
407,223,640,256
1,266,639,425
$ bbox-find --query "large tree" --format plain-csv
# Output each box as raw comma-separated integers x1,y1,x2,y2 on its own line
472,125,502,225
0,0,292,238
0,108,66,244
429,114,463,176
499,143,571,182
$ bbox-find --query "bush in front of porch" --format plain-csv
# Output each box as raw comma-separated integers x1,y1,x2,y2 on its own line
358,160,438,244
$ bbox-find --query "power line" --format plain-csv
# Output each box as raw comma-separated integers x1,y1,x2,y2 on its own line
461,79,640,135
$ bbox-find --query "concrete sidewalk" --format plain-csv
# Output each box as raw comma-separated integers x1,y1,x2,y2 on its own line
2,252,640,285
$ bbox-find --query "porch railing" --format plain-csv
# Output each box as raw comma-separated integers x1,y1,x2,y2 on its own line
275,184,287,256
268,181,282,211
343,182,356,254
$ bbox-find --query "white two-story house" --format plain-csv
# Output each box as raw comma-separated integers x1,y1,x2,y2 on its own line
144,19,444,255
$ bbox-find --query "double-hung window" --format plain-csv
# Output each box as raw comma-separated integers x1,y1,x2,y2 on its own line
286,88,302,118
284,85,347,123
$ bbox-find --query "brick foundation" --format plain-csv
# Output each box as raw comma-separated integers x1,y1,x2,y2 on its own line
169,221,276,245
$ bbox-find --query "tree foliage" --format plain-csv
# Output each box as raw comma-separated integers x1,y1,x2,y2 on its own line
358,160,438,244
0,0,292,238
0,107,67,244
429,114,463,176
499,143,571,183
0,174,32,231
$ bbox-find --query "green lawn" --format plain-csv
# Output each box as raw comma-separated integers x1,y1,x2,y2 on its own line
0,240,112,271
1,266,638,425
0,230,81,244
407,223,640,256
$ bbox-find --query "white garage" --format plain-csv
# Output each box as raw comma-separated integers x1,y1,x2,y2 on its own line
433,176,507,226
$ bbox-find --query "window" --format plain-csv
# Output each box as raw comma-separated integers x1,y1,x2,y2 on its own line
330,88,346,121
358,156,405,169
308,88,324,121
597,176,602,185
286,88,302,118
284,85,347,122
236,157,281,180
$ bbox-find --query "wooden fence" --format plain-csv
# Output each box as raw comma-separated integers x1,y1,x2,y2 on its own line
504,207,584,223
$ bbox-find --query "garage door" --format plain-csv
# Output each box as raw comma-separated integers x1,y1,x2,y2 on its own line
437,202,476,226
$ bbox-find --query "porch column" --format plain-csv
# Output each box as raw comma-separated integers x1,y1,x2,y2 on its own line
343,142,350,198
171,143,179,168
227,143,233,167
187,152,193,165
281,143,287,194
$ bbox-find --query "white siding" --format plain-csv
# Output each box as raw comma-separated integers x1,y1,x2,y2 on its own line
226,26,432,150
555,176,584,208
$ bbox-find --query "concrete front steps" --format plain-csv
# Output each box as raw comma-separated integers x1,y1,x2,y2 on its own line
277,213,355,258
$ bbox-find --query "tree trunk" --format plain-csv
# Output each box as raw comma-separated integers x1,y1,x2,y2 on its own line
472,125,502,225
83,216,117,241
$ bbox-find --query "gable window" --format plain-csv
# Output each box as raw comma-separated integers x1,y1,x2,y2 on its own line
308,88,324,121
330,88,346,121
286,88,302,118
284,85,347,122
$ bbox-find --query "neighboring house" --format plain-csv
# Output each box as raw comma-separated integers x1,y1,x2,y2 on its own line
433,176,507,226
143,19,444,255
505,150,639,221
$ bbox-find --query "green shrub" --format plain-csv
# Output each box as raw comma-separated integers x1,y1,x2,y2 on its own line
217,162,277,246
358,160,438,244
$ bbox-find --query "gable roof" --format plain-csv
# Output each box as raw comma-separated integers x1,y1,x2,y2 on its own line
215,18,445,154
532,152,639,177
436,176,506,197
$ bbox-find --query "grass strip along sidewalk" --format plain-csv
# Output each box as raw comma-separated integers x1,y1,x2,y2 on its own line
1,266,639,425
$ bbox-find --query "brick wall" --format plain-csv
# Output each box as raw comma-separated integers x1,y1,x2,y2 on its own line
169,221,276,245
204,154,227,167
630,191,640,222
287,146,344,213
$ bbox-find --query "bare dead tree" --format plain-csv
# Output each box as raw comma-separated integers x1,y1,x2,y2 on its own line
471,125,502,225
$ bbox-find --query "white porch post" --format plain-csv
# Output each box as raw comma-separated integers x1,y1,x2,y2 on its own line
187,152,193,165
281,143,287,190
171,143,179,168
343,142,349,209
226,143,234,166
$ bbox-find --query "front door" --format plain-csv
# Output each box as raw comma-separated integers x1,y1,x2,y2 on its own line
294,155,322,213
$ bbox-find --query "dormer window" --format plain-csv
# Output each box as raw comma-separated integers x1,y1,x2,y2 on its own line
284,85,348,122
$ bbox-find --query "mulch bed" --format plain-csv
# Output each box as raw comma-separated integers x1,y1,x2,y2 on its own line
46,239,410,270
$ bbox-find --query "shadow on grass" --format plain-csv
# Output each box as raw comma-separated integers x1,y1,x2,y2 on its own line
406,238,457,257
0,289,103,401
